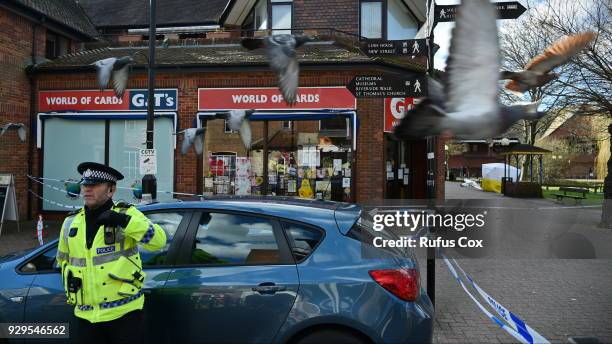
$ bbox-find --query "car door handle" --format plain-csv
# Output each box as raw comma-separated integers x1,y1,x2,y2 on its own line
9,297,24,303
252,283,286,294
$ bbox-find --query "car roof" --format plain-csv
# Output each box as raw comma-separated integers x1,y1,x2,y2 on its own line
137,196,361,231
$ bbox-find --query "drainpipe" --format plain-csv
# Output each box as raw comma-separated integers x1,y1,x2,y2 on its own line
26,23,37,220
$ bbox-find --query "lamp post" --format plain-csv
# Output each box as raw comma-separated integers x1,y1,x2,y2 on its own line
141,0,157,200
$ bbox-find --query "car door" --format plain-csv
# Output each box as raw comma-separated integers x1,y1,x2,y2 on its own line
163,210,299,343
21,209,192,344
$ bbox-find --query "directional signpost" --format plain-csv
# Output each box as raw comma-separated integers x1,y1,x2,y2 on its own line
347,75,428,98
434,1,527,23
362,39,428,57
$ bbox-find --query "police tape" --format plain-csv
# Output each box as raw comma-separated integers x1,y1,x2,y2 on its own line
28,190,79,210
449,256,550,344
27,175,208,199
28,176,81,198
441,254,550,344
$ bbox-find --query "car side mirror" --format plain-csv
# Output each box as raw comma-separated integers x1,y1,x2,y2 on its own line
21,262,37,273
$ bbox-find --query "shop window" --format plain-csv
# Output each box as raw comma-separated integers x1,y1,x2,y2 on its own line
387,0,419,40
360,1,382,39
42,117,175,211
282,121,292,130
320,118,349,137
209,152,237,194
109,118,175,203
271,0,292,34
189,213,283,266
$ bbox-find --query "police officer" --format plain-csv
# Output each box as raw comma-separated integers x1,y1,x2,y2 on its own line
56,162,167,343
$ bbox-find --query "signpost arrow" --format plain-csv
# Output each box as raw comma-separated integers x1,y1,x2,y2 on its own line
347,74,428,98
435,1,527,23
362,39,429,57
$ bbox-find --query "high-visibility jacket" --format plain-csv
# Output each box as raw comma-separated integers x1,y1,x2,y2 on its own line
56,202,166,323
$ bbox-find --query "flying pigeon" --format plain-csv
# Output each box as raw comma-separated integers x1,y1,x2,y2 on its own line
501,32,596,94
226,109,255,150
179,128,206,155
92,56,133,99
241,35,314,105
393,0,546,140
178,110,255,155
0,123,26,142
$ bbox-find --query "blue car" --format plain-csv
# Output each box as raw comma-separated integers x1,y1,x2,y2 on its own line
0,198,433,343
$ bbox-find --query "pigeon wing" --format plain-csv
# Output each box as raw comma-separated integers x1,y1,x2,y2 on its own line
238,119,252,150
445,0,499,116
181,128,196,155
266,43,299,105
193,129,204,155
111,64,130,99
227,110,247,132
525,32,596,73
392,100,447,139
93,58,116,91
17,126,26,142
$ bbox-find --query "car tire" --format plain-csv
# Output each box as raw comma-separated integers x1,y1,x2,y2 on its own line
294,328,369,344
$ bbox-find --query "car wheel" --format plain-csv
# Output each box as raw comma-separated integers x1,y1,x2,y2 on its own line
294,328,369,344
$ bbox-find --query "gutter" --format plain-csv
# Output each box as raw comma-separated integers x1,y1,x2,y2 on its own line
128,25,221,35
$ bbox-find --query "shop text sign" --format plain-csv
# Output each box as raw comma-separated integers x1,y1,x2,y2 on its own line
198,87,356,110
384,97,415,133
38,89,178,112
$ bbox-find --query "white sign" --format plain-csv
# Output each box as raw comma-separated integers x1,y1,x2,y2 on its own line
342,178,351,188
0,174,19,235
139,149,157,175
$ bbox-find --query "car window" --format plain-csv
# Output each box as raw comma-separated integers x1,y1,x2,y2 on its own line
188,213,282,266
140,211,185,266
21,246,58,273
282,222,323,263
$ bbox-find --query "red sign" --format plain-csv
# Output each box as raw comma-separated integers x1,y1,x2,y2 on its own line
198,87,356,110
384,97,415,133
38,89,178,112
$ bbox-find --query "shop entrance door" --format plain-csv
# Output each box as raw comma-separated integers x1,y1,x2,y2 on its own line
385,136,427,199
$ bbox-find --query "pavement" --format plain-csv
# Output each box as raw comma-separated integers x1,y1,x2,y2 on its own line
419,182,612,343
0,220,62,255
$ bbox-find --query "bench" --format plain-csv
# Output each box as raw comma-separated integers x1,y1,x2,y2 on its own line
551,187,588,204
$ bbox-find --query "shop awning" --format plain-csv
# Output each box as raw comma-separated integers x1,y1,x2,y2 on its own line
36,111,178,148
197,110,358,150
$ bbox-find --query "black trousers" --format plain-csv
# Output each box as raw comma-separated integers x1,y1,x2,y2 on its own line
76,309,144,344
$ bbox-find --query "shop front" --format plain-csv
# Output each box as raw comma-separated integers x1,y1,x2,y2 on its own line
37,89,178,211
197,87,357,202
384,97,427,199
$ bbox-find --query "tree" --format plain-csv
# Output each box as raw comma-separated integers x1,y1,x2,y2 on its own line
499,0,611,225
498,0,576,180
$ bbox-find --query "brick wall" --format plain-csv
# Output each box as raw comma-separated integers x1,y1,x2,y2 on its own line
292,0,359,35
0,7,48,219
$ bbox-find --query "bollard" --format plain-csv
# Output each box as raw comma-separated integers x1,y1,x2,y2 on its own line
36,214,44,246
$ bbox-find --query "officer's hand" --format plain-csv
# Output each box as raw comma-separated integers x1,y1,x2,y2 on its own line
95,210,131,228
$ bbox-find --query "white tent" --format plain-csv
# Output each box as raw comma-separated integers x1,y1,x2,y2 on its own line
481,163,521,193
